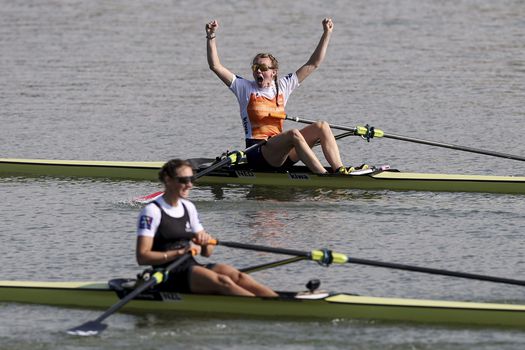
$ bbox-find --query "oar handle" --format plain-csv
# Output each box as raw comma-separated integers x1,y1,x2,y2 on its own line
208,239,307,256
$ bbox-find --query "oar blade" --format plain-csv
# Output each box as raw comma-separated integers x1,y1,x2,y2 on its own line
133,140,266,204
66,320,107,337
133,190,163,204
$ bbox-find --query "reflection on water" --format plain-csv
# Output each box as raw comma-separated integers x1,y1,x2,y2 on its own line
205,184,388,202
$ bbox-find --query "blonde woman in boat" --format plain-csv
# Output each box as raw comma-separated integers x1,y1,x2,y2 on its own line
136,159,277,297
206,18,353,175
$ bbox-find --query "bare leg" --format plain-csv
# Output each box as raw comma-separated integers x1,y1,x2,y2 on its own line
190,266,255,296
211,263,278,297
190,265,278,297
262,129,328,174
289,121,344,172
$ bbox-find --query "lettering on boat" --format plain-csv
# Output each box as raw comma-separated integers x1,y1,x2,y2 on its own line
288,173,310,180
235,170,256,178
160,292,182,301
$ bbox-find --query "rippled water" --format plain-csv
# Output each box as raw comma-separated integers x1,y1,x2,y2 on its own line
1,1,525,349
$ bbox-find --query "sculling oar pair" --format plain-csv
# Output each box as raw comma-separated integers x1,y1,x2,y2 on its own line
287,115,525,162
67,239,525,337
133,140,266,203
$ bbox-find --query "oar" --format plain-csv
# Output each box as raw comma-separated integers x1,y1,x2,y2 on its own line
212,240,525,287
313,131,355,147
192,140,266,178
240,256,306,273
287,115,525,162
334,131,356,141
67,250,196,336
133,140,267,203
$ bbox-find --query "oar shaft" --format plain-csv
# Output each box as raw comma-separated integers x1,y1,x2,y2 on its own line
93,253,194,323
348,257,525,287
383,133,525,162
67,251,197,336
287,115,525,162
195,140,266,179
215,239,525,288
217,240,311,258
334,131,356,141
314,131,355,147
240,256,306,273
287,116,356,133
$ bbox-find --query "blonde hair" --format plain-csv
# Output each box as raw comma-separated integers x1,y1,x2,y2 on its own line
252,53,279,70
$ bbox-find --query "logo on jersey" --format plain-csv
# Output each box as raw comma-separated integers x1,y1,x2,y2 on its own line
139,215,153,230
185,221,192,232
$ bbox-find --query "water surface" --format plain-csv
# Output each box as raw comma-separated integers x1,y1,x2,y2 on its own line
1,1,525,349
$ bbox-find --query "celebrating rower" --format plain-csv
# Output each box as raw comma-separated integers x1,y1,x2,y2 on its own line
206,18,353,175
136,159,278,297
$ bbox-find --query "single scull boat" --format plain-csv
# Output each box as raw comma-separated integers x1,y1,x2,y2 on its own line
1,158,524,194
1,279,525,328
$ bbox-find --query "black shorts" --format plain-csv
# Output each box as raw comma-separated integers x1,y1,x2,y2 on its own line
156,256,215,294
245,138,297,171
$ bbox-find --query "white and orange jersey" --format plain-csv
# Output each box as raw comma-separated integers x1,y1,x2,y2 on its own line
229,73,300,140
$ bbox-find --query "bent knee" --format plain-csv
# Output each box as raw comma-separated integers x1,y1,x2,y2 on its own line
286,129,306,142
315,120,330,132
283,128,300,137
218,271,248,285
217,274,235,287
234,271,249,282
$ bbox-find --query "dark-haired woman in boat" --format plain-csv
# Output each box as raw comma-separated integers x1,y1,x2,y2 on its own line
136,159,277,297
